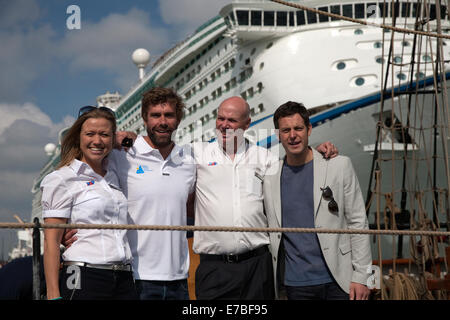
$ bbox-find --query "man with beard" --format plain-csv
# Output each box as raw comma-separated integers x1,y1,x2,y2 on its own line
107,87,196,299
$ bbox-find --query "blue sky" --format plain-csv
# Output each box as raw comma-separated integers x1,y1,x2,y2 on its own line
0,0,229,259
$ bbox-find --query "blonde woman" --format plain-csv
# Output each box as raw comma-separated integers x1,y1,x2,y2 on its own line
42,106,136,300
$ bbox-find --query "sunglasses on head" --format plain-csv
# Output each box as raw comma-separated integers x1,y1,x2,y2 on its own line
78,105,115,118
320,186,339,213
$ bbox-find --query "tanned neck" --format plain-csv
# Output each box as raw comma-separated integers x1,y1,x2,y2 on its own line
286,147,313,166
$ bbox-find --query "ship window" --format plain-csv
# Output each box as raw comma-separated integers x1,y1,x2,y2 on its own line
296,10,305,25
257,82,263,93
392,2,400,18
337,62,346,70
251,48,256,55
289,12,295,26
266,42,273,49
277,11,288,26
375,57,385,64
430,4,436,20
355,77,365,86
354,29,363,35
264,11,275,26
423,55,432,62
397,73,407,80
306,10,317,24
318,7,329,22
259,62,264,70
401,2,411,17
374,41,382,48
366,3,377,18
375,111,413,144
416,72,425,79
379,3,389,18
355,3,365,18
342,4,352,18
330,5,340,21
402,41,410,47
258,103,265,113
251,11,262,26
237,10,249,26
412,3,421,19
393,56,402,63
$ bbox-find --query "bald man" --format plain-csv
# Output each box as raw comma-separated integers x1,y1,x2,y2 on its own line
191,97,336,300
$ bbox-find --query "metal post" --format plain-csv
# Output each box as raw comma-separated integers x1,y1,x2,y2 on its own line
32,217,41,300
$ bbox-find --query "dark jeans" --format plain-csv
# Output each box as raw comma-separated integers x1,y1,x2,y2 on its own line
286,282,349,300
60,265,138,300
135,279,189,300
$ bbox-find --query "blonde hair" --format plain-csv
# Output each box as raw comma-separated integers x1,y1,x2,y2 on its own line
57,109,117,169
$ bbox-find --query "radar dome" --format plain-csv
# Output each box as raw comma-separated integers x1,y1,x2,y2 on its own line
44,143,56,156
132,48,150,67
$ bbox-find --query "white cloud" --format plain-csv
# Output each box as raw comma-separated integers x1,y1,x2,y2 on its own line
0,102,73,222
59,7,171,91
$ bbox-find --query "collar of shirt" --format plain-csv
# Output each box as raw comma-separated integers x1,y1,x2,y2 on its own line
213,138,249,164
134,135,184,164
68,159,120,189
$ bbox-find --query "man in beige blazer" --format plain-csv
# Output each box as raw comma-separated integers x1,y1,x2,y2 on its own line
263,101,372,300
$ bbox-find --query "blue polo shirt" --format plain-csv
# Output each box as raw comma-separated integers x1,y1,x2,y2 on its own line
281,160,333,287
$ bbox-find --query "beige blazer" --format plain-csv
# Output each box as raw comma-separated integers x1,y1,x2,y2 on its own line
263,148,371,297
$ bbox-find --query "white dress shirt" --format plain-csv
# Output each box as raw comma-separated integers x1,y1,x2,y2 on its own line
40,159,132,264
108,136,196,281
192,139,279,255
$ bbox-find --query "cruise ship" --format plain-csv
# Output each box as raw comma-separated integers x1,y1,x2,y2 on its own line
28,0,449,297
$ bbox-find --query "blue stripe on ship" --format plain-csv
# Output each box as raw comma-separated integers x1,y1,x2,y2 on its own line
255,72,450,149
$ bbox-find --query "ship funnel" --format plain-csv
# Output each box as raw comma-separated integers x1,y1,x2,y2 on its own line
132,48,151,81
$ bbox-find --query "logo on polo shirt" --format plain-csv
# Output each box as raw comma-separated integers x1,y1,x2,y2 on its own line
86,180,95,186
208,161,218,166
136,165,152,174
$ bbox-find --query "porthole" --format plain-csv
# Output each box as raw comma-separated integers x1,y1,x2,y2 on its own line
355,77,365,86
336,62,346,70
393,56,402,63
397,73,407,80
402,41,410,47
259,62,264,70
266,42,273,49
423,55,432,62
416,72,425,79
374,41,382,49
376,57,385,64
354,29,363,35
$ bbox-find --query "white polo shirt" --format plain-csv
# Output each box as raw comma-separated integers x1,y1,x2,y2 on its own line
192,140,279,255
40,159,132,264
108,136,196,281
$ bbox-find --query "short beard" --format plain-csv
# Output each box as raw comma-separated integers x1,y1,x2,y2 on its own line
147,130,173,148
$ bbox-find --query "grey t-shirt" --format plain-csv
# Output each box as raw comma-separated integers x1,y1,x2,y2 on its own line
281,160,333,286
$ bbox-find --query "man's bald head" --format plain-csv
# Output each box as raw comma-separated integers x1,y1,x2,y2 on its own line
218,96,251,121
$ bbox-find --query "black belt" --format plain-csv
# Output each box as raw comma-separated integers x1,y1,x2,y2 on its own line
200,245,268,263
63,261,132,272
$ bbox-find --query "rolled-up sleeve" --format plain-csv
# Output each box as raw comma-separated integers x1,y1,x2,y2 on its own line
40,172,73,219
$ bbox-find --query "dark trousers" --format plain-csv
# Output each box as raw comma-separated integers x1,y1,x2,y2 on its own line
195,248,274,300
135,279,189,300
60,265,138,300
286,281,349,300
